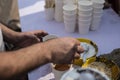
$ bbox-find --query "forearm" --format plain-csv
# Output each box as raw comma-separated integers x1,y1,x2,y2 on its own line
0,23,21,43
0,43,50,80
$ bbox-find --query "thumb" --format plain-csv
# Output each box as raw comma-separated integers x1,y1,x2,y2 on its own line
27,34,41,42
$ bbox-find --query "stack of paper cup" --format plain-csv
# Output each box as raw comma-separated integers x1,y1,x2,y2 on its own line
55,0,63,22
45,8,55,21
78,1,93,34
90,0,105,30
64,0,77,5
63,4,77,33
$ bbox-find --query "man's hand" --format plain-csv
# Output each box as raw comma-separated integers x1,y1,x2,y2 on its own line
44,37,84,64
14,30,48,48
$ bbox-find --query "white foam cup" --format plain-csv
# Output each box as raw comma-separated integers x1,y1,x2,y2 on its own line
52,64,71,80
78,22,90,34
90,16,102,30
93,8,103,12
63,4,77,14
64,20,76,33
78,1,93,10
64,0,77,5
63,16,76,21
45,8,55,21
91,0,105,4
78,8,93,15
63,12,76,20
78,13,92,20
63,10,77,15
78,18,92,24
55,0,64,22
93,11,103,16
93,3,104,8
92,0,105,8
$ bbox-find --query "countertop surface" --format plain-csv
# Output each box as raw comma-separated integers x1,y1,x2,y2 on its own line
18,0,120,80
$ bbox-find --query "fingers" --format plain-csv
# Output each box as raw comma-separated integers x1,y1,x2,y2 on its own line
34,30,48,37
75,39,81,46
74,52,80,59
27,34,41,42
77,46,84,54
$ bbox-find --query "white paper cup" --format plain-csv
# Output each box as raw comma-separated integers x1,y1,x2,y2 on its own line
55,0,63,4
90,16,101,30
93,8,103,12
45,8,55,21
93,3,104,8
78,1,93,10
55,1,63,22
64,20,76,32
78,18,92,24
78,8,93,15
63,4,77,14
52,64,71,80
63,10,77,15
64,16,76,21
93,11,103,16
92,0,105,9
91,0,105,4
79,13,92,20
78,22,90,34
64,0,77,5
90,21,100,31
55,11,63,22
63,13,76,20
93,15,102,19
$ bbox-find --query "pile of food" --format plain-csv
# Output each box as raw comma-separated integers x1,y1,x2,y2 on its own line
99,48,120,68
88,62,112,79
54,64,70,71
99,48,120,80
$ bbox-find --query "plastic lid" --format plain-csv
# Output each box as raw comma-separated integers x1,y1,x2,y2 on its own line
78,1,93,6
63,4,77,11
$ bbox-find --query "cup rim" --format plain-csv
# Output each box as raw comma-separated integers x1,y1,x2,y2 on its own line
78,7,93,11
63,4,77,11
93,11,103,13
78,1,93,6
93,4,104,9
93,15,102,18
63,11,76,15
79,13,92,17
92,0,105,4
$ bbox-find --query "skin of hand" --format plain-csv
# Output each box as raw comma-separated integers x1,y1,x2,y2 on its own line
44,37,84,64
14,30,48,48
0,37,84,80
0,23,48,48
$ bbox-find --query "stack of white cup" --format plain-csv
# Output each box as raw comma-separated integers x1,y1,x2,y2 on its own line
90,0,105,30
55,0,63,22
64,0,77,5
78,1,93,34
63,4,77,33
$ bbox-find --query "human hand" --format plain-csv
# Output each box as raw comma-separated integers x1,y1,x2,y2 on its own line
14,30,48,48
44,37,84,64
